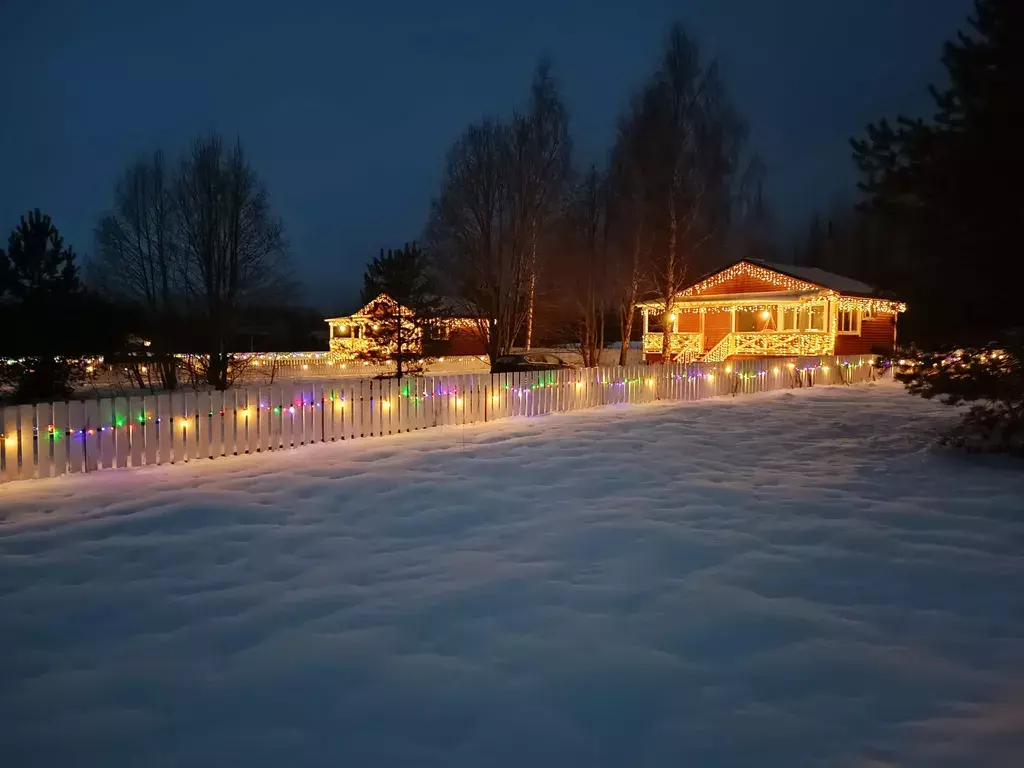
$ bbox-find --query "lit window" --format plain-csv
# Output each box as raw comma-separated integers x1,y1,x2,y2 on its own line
778,308,798,332
801,305,826,332
838,309,861,334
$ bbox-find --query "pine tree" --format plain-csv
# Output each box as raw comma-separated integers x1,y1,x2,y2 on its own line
0,209,80,302
359,243,440,379
0,210,85,401
852,0,1023,345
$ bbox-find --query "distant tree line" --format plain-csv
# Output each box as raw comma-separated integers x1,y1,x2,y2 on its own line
420,25,768,371
91,134,291,391
858,0,1022,453
0,211,126,401
0,133,308,403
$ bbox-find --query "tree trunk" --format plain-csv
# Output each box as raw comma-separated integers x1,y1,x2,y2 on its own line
524,222,538,352
662,201,677,359
618,305,635,367
619,229,642,367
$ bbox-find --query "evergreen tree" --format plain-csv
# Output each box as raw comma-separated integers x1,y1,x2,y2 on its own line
0,210,86,401
896,343,1024,454
852,0,1023,345
0,209,79,301
359,243,440,379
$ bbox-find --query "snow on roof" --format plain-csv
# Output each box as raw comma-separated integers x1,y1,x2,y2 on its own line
751,260,879,295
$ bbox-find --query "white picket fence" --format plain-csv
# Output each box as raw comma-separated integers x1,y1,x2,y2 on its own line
0,356,883,485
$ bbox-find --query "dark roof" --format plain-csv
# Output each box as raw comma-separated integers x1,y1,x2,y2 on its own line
751,260,879,295
679,258,888,298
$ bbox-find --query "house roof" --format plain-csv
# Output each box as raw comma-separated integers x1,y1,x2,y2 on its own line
325,293,482,323
637,290,822,310
750,260,879,295
679,289,823,305
635,257,903,311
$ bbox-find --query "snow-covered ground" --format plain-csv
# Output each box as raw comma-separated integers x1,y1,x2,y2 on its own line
2,382,1023,767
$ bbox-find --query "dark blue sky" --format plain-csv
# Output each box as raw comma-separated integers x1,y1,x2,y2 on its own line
2,0,970,310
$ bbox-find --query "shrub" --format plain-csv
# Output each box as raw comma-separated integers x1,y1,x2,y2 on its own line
897,341,1024,455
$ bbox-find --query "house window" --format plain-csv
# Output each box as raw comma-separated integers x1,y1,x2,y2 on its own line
778,308,799,332
801,305,826,332
735,310,760,332
838,309,861,334
427,321,451,341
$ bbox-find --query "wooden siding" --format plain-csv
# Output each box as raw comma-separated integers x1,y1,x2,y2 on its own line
677,313,700,332
424,331,487,357
694,274,785,296
703,312,732,351
835,314,897,355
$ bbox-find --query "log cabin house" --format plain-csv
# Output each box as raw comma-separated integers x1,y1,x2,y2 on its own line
325,293,486,360
638,259,906,363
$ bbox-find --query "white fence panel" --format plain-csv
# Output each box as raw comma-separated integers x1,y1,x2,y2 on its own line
1,355,886,484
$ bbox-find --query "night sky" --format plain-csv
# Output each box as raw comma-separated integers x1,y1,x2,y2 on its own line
2,0,970,310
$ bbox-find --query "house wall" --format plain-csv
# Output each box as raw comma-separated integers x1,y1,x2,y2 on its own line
835,313,897,355
677,313,701,333
446,331,487,356
424,330,487,357
693,274,781,296
703,312,732,352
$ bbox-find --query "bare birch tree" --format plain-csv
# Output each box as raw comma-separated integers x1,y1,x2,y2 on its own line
606,92,661,366
93,152,182,389
642,25,748,359
427,119,526,365
519,58,571,351
557,166,611,368
175,135,289,390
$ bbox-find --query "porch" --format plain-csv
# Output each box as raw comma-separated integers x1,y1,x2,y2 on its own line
639,292,838,362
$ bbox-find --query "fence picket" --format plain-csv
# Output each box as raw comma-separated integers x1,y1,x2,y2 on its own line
155,394,171,463
222,390,238,456
168,393,184,463
52,401,68,477
184,392,200,461
31,403,51,480
142,396,157,466
128,396,144,467
209,391,224,458
112,396,129,468
95,398,114,469
246,387,260,454
195,392,210,460
83,400,100,471
16,404,34,480
361,379,372,436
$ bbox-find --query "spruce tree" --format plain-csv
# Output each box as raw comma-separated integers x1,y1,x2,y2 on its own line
0,210,85,401
359,243,440,379
852,0,1022,345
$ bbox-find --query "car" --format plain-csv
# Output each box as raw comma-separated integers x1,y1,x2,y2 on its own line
491,352,575,373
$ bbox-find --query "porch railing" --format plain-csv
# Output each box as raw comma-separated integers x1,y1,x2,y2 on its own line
642,332,703,361
731,332,835,357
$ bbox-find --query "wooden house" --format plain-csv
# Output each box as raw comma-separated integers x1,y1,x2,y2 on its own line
325,293,485,360
637,259,906,363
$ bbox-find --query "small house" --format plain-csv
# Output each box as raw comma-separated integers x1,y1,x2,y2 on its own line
637,259,906,363
325,293,486,360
